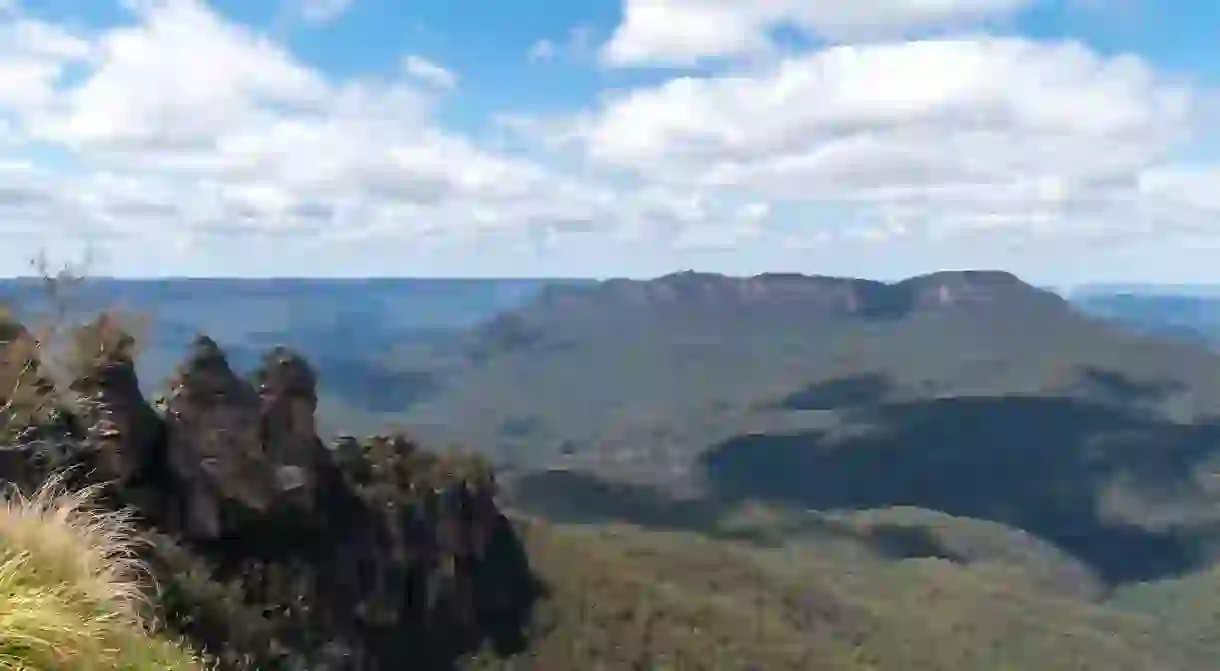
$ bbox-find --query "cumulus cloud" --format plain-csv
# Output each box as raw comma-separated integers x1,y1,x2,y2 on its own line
31,0,326,152
557,37,1199,242
288,0,354,24
1133,166,1220,239
528,39,556,63
603,0,1034,66
527,24,598,64
402,55,458,90
0,0,752,275
0,18,91,115
0,0,1215,277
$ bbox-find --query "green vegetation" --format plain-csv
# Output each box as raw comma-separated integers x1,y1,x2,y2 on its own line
402,270,1220,480
400,272,1220,586
500,516,1219,670
8,268,1220,668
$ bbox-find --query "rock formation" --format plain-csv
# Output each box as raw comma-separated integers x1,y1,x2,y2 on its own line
528,269,1064,320
0,329,539,671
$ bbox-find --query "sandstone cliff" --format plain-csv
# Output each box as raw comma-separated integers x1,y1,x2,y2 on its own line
0,319,538,670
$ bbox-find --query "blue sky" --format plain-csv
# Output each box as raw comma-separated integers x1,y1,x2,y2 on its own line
1,0,1219,282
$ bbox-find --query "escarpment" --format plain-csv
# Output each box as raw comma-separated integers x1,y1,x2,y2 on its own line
0,322,539,671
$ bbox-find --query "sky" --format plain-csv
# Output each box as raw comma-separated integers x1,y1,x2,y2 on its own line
0,0,1219,282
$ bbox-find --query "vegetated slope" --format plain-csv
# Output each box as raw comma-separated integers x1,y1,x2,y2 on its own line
1109,565,1220,652
506,471,1104,600
493,517,1219,671
8,285,1220,669
402,270,1220,586
406,270,1220,473
0,277,570,437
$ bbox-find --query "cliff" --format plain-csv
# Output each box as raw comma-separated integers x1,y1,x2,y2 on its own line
526,269,1063,318
0,316,538,670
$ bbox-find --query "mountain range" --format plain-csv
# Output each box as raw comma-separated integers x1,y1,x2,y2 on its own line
7,269,1220,668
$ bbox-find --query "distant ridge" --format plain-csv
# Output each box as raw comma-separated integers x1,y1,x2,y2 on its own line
526,269,1062,320
1068,283,1220,298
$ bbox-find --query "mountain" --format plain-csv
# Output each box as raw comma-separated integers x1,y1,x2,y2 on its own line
0,278,582,435
390,270,1220,585
402,269,1220,467
1072,291,1220,347
9,274,1220,669
13,271,1220,587
1068,284,1220,298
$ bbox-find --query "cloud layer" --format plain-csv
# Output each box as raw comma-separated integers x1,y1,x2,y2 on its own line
0,0,1216,278
603,0,1034,65
570,38,1199,241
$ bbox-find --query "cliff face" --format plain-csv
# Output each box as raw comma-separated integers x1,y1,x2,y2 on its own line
512,270,1066,333
0,327,538,671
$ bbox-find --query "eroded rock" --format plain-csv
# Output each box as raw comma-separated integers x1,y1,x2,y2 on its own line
67,343,160,486
164,336,275,540
256,346,329,513
0,327,538,670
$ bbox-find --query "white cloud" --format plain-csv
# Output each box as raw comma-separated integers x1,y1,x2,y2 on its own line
402,55,457,90
603,0,1034,65
528,39,556,63
31,0,326,152
0,0,750,275
0,19,91,115
1133,166,1220,239
562,37,1198,242
289,0,354,24
528,24,598,64
0,0,1215,278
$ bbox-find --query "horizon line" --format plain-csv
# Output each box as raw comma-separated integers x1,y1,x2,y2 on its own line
1,274,1219,288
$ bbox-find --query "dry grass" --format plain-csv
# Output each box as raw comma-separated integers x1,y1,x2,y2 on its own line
0,259,200,669
0,471,203,670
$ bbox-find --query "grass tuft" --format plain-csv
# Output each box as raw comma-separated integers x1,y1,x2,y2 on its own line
0,471,203,670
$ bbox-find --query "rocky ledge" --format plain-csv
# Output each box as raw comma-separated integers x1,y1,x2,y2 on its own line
0,317,538,670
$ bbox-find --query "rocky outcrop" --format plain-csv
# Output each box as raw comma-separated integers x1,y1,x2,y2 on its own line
162,336,276,541
256,346,330,516
67,342,160,486
0,331,539,671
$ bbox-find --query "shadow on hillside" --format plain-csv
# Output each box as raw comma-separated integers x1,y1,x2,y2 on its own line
1073,366,1187,405
313,359,441,413
503,470,965,564
777,373,893,410
701,395,1220,584
505,470,728,530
